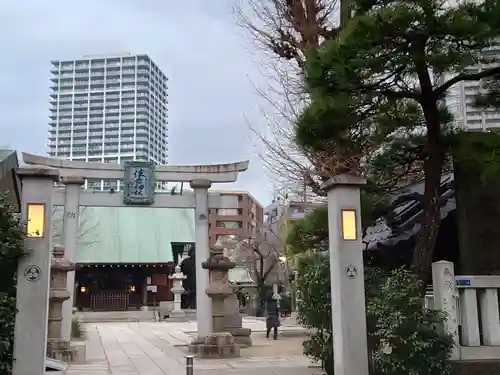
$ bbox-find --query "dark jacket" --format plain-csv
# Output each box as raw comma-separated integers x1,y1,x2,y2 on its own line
266,299,280,328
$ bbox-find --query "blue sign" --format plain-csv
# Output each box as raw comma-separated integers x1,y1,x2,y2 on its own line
456,279,471,286
123,161,156,205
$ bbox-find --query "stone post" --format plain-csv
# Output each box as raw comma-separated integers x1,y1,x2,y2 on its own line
60,176,84,342
323,174,369,375
432,261,460,359
190,179,212,338
13,166,59,375
47,244,75,361
168,265,188,321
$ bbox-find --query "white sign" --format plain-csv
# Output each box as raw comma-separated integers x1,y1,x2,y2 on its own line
147,285,157,293
146,277,152,285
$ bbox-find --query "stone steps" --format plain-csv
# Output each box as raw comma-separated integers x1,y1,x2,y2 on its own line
76,310,156,323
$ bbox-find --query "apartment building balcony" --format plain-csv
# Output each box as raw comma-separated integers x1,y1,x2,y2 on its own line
209,215,245,227
211,227,245,238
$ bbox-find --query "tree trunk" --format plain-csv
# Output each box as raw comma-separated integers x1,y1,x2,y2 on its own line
340,0,352,29
411,95,446,285
411,182,442,284
256,279,266,317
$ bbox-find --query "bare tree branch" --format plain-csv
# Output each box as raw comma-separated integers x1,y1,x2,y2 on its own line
233,0,338,69
234,0,340,199
52,206,100,252
233,227,285,284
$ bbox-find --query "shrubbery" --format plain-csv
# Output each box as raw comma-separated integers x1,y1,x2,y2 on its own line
296,254,453,375
0,195,26,374
296,254,332,367
368,269,453,375
71,316,84,339
279,293,292,315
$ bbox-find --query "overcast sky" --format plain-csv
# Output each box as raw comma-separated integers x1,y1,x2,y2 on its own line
0,0,274,205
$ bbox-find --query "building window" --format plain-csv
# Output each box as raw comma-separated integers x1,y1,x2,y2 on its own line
217,208,239,216
238,195,243,201
216,221,243,229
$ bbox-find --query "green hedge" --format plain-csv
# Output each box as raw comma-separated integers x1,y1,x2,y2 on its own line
296,254,454,375
0,194,26,374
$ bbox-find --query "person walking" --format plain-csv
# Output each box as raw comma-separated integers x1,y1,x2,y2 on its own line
265,295,280,340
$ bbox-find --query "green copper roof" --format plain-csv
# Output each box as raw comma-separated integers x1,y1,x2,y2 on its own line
229,266,255,284
52,207,195,263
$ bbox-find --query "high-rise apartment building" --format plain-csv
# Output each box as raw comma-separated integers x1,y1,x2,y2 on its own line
447,45,500,131
48,53,168,190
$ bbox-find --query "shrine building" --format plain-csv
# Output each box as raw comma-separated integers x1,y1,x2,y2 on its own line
52,205,195,311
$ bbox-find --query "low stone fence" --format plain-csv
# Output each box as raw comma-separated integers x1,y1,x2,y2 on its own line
427,261,500,361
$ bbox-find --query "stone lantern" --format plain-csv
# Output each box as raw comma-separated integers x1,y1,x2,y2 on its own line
203,242,236,332
47,244,75,361
190,241,240,358
168,265,187,321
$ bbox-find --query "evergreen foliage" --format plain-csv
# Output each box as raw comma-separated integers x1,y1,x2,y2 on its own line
367,268,454,375
286,190,390,255
294,0,500,280
0,194,25,374
296,255,453,375
71,316,84,339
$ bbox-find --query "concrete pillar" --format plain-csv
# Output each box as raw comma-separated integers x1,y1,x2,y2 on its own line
432,261,460,359
190,179,212,336
479,289,500,346
459,288,480,346
13,166,59,375
60,176,84,342
323,175,369,375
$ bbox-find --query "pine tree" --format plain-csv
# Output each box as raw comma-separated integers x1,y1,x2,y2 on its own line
295,0,500,280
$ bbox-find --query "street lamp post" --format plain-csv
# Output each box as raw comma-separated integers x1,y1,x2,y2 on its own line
323,174,369,375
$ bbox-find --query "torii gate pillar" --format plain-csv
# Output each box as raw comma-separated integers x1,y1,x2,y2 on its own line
191,179,212,336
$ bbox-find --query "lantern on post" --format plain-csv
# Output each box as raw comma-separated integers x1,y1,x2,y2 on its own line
322,174,369,375
27,203,45,238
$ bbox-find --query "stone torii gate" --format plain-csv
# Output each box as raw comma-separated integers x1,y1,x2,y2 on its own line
13,152,248,375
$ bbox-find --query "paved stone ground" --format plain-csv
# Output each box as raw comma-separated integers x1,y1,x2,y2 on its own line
66,319,323,375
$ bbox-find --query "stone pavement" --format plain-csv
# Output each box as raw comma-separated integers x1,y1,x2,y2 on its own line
66,318,323,375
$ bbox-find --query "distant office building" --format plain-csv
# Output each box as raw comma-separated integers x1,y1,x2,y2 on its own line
48,53,168,190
